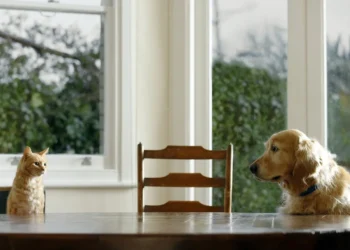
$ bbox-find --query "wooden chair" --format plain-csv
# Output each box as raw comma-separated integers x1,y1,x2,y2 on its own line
138,143,233,213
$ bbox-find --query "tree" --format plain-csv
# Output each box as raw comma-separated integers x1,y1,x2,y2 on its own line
327,37,350,165
0,13,101,154
212,61,286,212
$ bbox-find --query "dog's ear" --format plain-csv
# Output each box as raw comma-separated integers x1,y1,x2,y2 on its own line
293,137,323,179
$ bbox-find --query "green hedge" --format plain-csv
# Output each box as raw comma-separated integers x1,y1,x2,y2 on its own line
212,60,286,212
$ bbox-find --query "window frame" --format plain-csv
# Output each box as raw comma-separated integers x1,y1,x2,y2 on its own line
167,0,212,205
0,0,136,188
287,0,327,146
170,0,327,204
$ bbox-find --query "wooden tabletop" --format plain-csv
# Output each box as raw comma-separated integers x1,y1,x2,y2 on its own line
1,212,350,250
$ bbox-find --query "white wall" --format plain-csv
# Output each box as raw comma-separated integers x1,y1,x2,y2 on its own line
46,0,171,213
46,188,135,212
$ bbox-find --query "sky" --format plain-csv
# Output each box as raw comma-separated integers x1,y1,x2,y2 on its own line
4,0,349,59
0,1,102,86
214,0,350,60
14,0,100,5
6,0,102,43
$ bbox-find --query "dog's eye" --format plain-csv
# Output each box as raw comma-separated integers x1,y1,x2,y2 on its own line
271,145,279,152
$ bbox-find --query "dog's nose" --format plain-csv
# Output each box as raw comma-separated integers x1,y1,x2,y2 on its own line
250,164,258,174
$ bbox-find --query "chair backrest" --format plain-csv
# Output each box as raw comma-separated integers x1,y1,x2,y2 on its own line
138,143,233,213
0,187,46,214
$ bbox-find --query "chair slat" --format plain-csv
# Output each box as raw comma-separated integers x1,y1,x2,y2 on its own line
144,146,226,160
138,143,234,213
144,173,225,187
144,201,223,212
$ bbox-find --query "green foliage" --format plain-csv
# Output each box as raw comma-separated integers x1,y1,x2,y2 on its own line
327,37,350,165
0,14,101,154
212,60,286,212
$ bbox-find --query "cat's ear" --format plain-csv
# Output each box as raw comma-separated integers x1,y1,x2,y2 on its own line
23,146,32,155
38,148,49,156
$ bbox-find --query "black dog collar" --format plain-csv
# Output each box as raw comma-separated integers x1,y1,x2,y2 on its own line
299,185,318,197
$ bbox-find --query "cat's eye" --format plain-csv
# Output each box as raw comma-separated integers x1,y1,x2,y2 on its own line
271,145,279,153
34,162,39,166
44,163,46,166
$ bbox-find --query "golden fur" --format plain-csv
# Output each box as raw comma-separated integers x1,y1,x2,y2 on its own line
249,129,350,215
7,146,49,215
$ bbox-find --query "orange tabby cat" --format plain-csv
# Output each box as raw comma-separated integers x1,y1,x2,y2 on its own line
7,146,49,215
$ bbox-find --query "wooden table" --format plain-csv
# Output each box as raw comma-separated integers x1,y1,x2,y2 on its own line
1,212,350,250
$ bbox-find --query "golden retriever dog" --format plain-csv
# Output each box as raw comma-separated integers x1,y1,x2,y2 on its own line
249,129,350,215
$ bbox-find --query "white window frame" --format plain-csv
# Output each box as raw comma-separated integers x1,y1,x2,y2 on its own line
170,0,326,204
288,0,326,146
168,0,212,205
0,0,136,188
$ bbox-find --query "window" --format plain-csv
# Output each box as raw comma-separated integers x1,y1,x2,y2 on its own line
0,0,135,187
12,0,102,5
327,0,350,167
211,0,287,212
184,0,327,212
